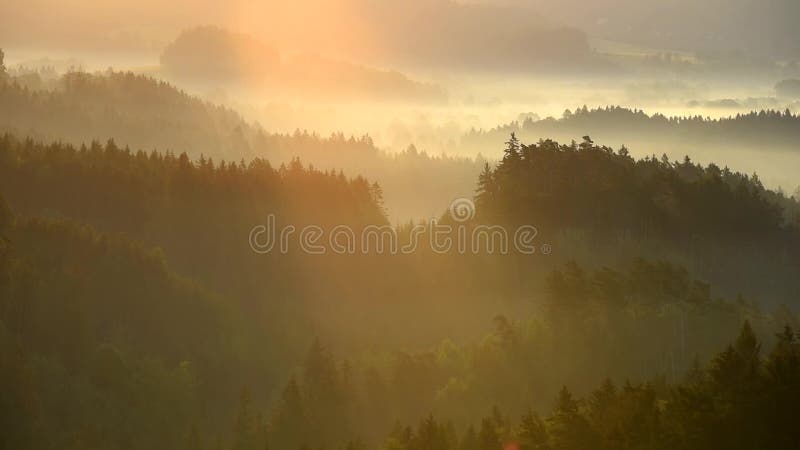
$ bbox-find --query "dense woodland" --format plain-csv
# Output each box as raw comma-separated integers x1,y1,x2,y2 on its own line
462,106,800,155
2,48,800,450
1,133,799,450
0,69,482,219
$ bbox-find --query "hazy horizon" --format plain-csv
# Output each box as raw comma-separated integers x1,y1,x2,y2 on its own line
2,3,800,450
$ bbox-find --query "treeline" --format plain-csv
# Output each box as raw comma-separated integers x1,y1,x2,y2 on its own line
379,321,800,450
209,257,792,450
477,133,797,236
0,133,386,305
0,70,253,159
160,26,447,102
462,106,800,154
0,132,503,354
4,193,795,450
474,134,800,303
0,68,483,219
0,193,275,450
2,129,800,449
216,319,800,450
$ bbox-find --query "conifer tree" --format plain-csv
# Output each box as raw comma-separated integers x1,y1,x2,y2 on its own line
517,410,548,450
478,417,501,450
270,376,307,450
232,388,258,450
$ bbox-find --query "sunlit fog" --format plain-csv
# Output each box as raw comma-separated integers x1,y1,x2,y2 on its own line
2,1,800,450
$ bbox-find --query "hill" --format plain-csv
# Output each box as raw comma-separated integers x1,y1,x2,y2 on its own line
0,69,478,220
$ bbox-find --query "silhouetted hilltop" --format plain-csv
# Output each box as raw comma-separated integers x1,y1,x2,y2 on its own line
0,70,476,219
161,25,280,82
465,106,800,151
160,26,447,101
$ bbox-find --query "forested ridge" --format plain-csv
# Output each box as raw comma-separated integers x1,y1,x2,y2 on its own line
236,321,800,450
1,130,799,449
462,106,800,155
2,49,800,450
4,183,798,449
474,134,800,304
0,70,483,219
0,196,264,449
476,133,799,236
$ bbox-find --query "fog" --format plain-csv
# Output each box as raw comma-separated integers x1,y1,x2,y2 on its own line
4,8,799,220
4,2,800,449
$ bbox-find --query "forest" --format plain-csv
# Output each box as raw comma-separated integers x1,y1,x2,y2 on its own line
463,106,800,153
2,2,800,447
1,131,798,450
0,69,483,220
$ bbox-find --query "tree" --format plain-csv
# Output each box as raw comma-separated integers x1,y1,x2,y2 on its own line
269,376,307,450
547,387,592,450
475,162,497,212
578,136,594,151
478,417,501,450
0,193,10,240
517,410,549,450
708,320,761,390
459,425,480,450
704,321,765,449
302,338,349,447
545,262,590,322
415,415,451,450
303,338,342,410
503,133,521,162
232,388,259,450
763,326,800,449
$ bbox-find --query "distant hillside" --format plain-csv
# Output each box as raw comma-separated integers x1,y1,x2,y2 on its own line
0,70,477,220
348,0,602,72
461,106,800,192
0,70,254,159
464,106,800,151
0,193,275,449
475,134,800,303
160,25,280,82
160,26,447,102
492,0,800,59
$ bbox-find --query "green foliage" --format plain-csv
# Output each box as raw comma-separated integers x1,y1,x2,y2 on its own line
477,135,791,238
381,322,800,450
0,206,266,449
0,70,483,220
475,134,800,303
1,120,799,450
464,105,800,154
232,388,260,450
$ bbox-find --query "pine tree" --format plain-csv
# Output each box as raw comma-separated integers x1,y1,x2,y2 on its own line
232,388,258,450
478,416,500,450
547,387,592,450
764,326,800,448
459,425,480,450
270,376,307,450
517,410,548,450
476,162,496,212
415,415,450,450
503,133,521,162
